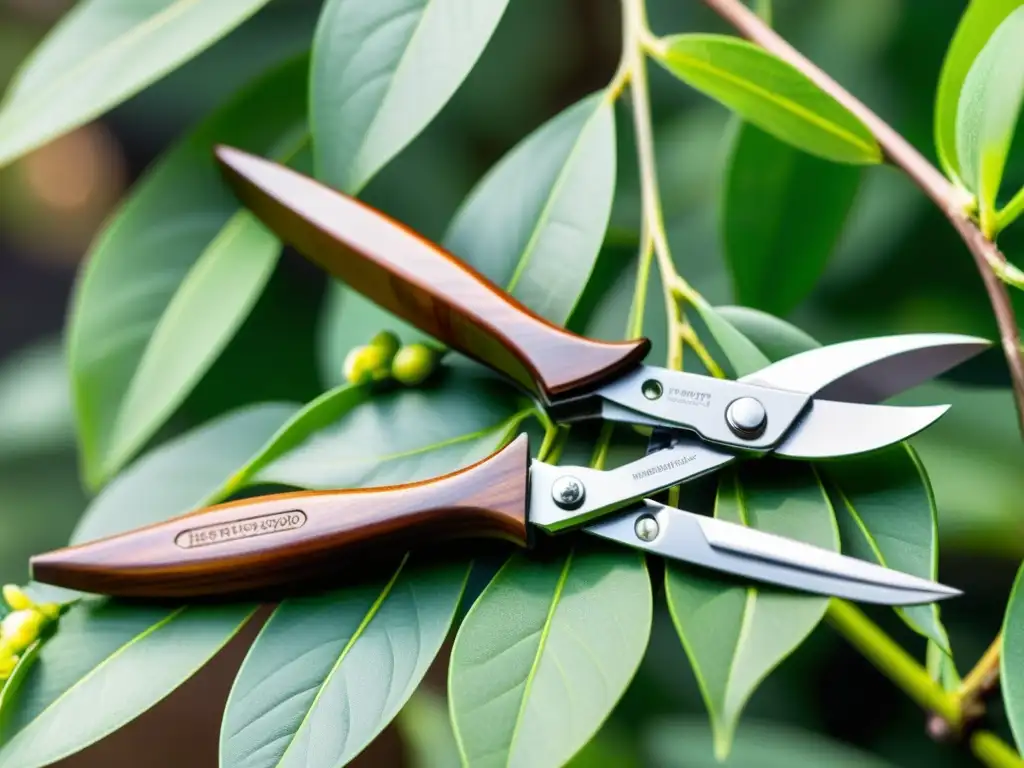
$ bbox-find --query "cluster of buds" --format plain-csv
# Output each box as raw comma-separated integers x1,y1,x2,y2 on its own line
343,330,441,387
0,585,60,681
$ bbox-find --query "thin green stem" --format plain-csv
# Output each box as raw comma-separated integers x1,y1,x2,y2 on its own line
589,422,616,471
998,186,1024,233
680,324,726,378
972,732,1024,768
622,0,689,371
826,600,961,726
626,231,655,339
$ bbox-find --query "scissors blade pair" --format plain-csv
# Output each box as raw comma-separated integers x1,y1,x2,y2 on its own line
584,501,958,605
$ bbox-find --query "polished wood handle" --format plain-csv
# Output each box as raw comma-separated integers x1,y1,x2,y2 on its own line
215,146,649,401
31,436,531,599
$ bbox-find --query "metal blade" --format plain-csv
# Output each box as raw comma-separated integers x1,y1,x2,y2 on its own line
740,333,991,403
774,401,949,459
584,501,960,605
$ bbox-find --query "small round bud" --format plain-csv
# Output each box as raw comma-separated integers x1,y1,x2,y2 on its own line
1,610,44,653
2,585,32,612
0,653,18,680
37,603,61,621
369,330,400,362
391,344,438,386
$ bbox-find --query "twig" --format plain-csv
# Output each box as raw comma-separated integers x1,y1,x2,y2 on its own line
701,0,1024,732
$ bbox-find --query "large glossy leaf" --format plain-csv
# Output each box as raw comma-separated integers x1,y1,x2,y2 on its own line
955,6,1024,231
934,0,1024,187
256,365,533,490
645,716,896,768
0,599,255,768
722,123,861,315
825,447,950,651
1003,558,1024,751
68,57,309,488
0,0,274,167
654,35,881,165
665,461,838,760
220,556,467,768
311,0,509,193
71,402,297,545
449,540,651,768
319,91,616,386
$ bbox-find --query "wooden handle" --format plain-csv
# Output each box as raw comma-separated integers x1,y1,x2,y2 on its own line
31,435,531,599
215,146,649,401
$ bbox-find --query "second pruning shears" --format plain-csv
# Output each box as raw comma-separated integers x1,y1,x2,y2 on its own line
28,146,991,605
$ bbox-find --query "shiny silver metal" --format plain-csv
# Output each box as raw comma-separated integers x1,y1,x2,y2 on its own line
725,397,767,438
590,333,991,453
634,514,659,542
584,501,960,605
551,475,585,510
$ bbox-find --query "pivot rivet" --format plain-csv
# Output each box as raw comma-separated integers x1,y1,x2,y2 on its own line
725,397,767,439
551,476,585,510
641,379,663,400
634,514,660,542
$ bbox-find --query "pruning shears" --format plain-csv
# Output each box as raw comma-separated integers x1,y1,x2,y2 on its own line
29,146,990,604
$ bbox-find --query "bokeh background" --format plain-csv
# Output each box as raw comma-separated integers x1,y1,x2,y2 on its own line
0,0,1022,766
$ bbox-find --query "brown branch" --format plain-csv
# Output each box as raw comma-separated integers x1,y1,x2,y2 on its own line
701,0,1024,436
702,0,1024,743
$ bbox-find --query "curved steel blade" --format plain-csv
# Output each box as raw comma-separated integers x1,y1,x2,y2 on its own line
585,501,960,605
741,333,991,403
774,401,950,459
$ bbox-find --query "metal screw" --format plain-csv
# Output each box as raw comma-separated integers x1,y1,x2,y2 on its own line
551,476,585,510
634,514,659,542
642,379,663,400
725,397,767,439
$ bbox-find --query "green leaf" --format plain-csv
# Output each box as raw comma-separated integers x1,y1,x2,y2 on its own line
0,0,275,167
71,402,297,546
0,599,254,768
825,447,950,651
220,556,467,768
319,91,617,386
713,305,821,361
1003,557,1024,751
654,35,881,165
68,57,309,488
445,92,616,323
722,123,861,315
955,6,1024,234
252,365,533,490
449,540,651,768
934,0,1024,187
644,716,897,768
665,461,838,760
311,0,509,194
688,298,770,377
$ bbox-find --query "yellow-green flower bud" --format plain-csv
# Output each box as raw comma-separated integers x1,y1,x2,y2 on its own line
369,330,400,362
2,585,32,612
37,603,61,621
343,343,394,385
1,610,44,653
391,343,438,386
0,653,18,680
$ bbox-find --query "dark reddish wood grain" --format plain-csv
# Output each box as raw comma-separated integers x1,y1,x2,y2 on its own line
215,145,650,401
31,436,531,599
